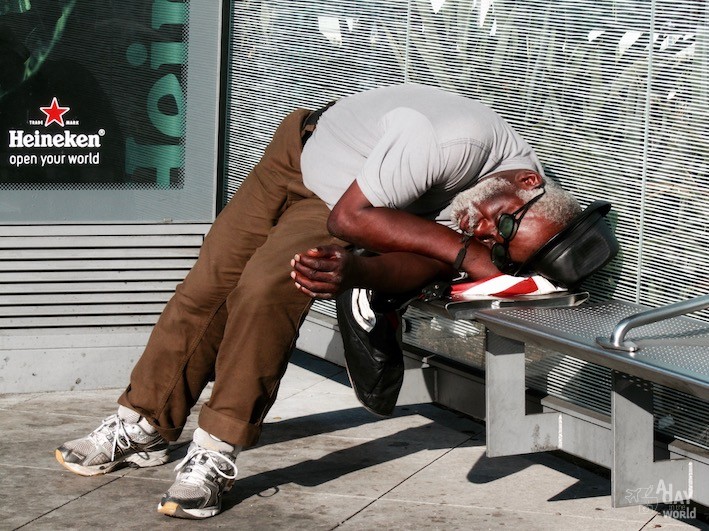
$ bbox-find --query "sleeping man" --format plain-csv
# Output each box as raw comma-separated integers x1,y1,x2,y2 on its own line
56,84,581,519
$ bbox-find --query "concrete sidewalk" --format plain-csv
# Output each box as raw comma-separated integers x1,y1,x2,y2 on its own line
1,351,707,530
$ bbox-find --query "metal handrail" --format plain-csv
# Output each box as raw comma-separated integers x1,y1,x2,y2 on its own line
596,294,709,353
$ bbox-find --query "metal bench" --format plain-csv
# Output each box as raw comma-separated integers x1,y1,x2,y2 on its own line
467,295,709,508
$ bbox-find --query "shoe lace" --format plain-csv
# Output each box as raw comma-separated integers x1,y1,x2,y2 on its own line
89,413,158,462
88,414,133,461
174,445,238,487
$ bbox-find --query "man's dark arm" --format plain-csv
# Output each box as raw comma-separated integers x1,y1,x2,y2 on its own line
327,180,498,278
291,180,499,299
291,246,455,299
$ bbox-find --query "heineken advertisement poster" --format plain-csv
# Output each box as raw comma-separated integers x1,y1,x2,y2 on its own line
0,0,188,189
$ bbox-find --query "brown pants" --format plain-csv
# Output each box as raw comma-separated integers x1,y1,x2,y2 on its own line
118,109,345,448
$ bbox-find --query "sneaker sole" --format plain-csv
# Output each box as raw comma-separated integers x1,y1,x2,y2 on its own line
55,448,169,477
158,501,219,519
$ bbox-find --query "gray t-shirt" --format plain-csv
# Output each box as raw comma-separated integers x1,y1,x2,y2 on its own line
300,84,543,227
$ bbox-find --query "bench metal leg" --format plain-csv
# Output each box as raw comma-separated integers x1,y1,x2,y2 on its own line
485,330,560,457
541,396,613,468
612,372,693,507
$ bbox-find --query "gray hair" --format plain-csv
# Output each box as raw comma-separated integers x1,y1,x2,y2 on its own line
518,180,581,226
450,176,581,230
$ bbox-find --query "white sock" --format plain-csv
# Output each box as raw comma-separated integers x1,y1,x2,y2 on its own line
117,405,157,434
193,427,241,456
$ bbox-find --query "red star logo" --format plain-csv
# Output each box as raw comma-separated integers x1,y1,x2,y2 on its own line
40,97,71,127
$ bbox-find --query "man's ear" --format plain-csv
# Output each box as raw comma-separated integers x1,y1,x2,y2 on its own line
514,170,544,190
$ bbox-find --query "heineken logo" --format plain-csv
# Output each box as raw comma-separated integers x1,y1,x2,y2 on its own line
9,129,105,149
6,97,106,168
40,97,71,127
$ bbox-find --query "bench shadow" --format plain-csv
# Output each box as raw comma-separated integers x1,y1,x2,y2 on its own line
466,450,611,501
217,407,485,511
212,408,611,513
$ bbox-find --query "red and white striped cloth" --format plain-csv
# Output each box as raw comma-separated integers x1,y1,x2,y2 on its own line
449,273,565,301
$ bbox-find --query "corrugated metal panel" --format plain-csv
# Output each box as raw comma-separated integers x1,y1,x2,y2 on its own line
0,224,209,330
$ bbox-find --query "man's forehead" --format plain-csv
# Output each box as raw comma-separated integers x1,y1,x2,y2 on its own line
466,205,483,222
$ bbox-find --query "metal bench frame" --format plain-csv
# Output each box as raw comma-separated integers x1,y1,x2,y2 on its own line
474,296,709,508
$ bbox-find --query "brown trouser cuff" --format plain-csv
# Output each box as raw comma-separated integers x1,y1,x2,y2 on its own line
116,391,184,442
198,403,261,449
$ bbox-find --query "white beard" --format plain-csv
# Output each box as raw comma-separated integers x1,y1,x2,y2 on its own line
450,176,514,230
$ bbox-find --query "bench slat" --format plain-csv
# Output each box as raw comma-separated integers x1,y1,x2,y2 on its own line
0,259,197,271
0,281,180,294
0,314,159,328
0,270,188,282
0,223,209,237
0,248,200,260
0,303,167,317
475,301,709,401
0,235,204,248
0,292,171,305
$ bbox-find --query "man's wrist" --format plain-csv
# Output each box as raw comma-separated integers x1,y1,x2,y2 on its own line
452,234,472,271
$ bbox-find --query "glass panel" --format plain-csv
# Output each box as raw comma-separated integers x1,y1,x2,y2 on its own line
642,0,709,305
225,0,409,198
0,0,221,222
225,0,410,317
225,0,709,315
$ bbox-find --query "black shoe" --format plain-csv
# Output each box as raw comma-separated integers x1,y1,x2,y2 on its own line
336,288,404,416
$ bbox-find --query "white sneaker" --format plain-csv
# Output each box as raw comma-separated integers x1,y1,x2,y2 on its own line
158,428,240,519
55,406,169,476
